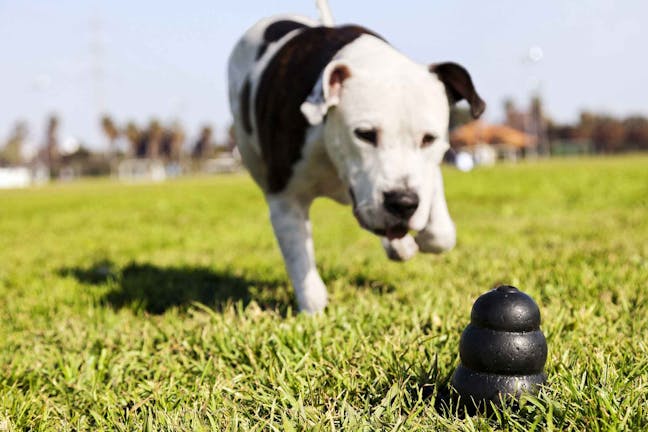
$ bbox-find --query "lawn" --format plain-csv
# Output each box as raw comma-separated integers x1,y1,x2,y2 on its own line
1,156,647,430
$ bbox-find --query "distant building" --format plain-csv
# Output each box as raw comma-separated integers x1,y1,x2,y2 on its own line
0,167,31,189
450,121,537,162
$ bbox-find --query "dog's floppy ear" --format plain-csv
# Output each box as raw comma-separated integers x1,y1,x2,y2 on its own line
301,61,351,125
430,62,486,119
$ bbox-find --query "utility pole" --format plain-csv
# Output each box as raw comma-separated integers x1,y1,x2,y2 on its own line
523,46,548,156
90,16,106,144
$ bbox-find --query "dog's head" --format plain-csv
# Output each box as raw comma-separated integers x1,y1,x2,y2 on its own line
301,45,484,239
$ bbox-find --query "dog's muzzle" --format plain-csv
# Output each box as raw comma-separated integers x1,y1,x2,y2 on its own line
349,188,418,240
383,189,419,220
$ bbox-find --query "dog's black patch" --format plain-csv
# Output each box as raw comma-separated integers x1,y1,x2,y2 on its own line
256,45,267,61
264,20,309,42
256,20,309,60
255,25,384,193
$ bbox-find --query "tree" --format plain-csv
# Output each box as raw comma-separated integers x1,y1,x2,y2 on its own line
0,121,27,166
124,122,141,157
546,120,579,142
577,111,596,141
146,120,163,159
504,98,524,131
192,126,213,159
591,116,625,153
100,115,120,156
161,122,184,162
623,116,648,150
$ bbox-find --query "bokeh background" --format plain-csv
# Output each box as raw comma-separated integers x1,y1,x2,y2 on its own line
1,0,647,171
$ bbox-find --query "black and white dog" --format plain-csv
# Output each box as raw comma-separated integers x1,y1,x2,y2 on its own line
228,1,485,313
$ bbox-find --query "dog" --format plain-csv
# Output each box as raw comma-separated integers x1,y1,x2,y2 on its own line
227,1,485,313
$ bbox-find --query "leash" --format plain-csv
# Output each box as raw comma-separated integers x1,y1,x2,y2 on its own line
316,0,335,27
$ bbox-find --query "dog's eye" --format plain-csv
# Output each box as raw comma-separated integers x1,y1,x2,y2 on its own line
421,133,437,148
354,128,378,146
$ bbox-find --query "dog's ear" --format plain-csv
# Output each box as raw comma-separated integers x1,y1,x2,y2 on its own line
301,62,351,125
430,62,486,119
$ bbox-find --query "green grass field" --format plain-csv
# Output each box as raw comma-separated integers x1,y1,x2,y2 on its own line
1,156,647,430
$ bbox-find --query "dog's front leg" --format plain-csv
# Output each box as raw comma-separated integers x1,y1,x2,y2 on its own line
267,195,327,314
415,167,457,253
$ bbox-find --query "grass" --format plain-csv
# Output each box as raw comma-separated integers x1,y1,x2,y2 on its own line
1,156,647,430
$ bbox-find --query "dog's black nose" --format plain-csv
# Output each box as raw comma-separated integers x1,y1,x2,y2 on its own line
383,190,419,220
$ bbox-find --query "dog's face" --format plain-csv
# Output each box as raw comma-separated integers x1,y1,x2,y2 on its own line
325,65,450,239
301,50,484,239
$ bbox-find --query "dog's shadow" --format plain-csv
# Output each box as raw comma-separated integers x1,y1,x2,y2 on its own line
59,261,290,315
60,261,475,415
60,260,397,315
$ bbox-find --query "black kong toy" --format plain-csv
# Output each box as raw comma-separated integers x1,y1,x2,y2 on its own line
451,285,547,408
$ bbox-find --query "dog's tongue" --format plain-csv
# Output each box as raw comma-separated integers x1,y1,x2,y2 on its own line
386,225,409,240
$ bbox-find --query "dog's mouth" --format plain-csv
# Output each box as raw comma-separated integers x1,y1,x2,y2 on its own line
354,209,410,240
372,224,409,240
349,188,410,240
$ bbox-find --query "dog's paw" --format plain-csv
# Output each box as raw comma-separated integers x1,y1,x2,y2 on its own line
382,235,419,261
415,224,456,254
295,272,328,314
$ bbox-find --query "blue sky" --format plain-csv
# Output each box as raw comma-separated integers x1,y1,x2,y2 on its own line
1,0,647,150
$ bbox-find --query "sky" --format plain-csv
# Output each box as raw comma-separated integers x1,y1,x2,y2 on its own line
1,0,647,151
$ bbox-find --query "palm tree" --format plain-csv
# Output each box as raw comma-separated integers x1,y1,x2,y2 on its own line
192,126,213,159
124,122,141,157
168,122,185,162
146,120,163,159
0,121,27,166
100,115,120,157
